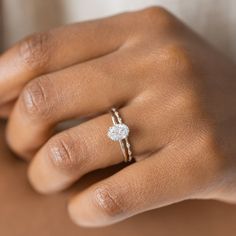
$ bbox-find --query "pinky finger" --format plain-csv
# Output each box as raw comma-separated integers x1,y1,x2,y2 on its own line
67,143,220,227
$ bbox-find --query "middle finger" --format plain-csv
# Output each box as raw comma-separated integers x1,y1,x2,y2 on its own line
6,50,142,159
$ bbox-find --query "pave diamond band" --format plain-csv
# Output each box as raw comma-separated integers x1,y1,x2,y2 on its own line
107,108,133,162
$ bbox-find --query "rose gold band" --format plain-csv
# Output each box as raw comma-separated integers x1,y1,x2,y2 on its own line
110,108,133,162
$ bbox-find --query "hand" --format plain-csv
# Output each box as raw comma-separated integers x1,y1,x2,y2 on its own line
2,121,236,236
1,7,236,227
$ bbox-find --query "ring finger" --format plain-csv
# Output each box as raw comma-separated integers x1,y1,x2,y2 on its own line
28,104,162,194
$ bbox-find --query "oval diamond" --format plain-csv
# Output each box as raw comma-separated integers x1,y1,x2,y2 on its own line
107,124,129,141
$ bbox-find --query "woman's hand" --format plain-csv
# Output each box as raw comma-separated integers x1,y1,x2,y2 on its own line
1,7,236,227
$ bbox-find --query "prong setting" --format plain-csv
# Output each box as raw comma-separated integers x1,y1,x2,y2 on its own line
107,124,129,141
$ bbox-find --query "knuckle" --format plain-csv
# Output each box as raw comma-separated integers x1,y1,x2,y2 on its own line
141,6,174,30
19,32,51,72
20,76,52,119
93,184,125,218
160,44,193,73
142,6,169,17
47,133,88,173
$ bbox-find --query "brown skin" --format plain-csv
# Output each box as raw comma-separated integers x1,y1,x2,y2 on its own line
1,120,236,236
0,7,236,227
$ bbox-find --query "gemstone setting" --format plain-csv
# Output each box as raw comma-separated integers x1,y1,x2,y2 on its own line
107,124,129,141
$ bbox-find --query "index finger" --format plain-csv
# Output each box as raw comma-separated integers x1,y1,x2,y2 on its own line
0,12,132,104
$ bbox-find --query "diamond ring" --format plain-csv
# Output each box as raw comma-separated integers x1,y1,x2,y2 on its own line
107,108,133,162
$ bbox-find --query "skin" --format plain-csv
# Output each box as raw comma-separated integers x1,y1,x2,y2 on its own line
0,7,236,227
2,120,236,236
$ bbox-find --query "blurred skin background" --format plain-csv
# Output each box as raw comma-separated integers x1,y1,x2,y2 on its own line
1,0,236,235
